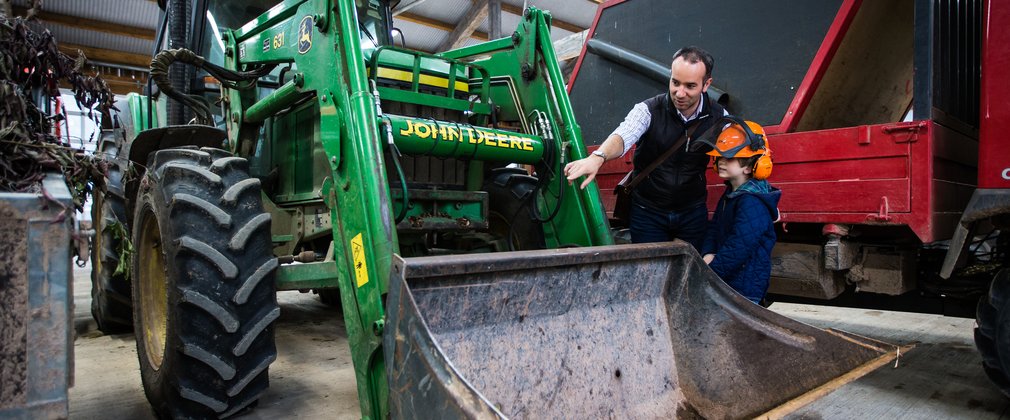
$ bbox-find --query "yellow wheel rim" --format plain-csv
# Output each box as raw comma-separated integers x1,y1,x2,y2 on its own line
137,209,169,370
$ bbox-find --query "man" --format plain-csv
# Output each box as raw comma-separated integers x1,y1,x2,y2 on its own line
564,46,726,249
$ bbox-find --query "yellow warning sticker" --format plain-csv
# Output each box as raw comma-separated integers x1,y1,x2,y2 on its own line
351,233,369,287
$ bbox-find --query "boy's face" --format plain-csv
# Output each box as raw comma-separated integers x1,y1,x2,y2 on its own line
715,157,752,183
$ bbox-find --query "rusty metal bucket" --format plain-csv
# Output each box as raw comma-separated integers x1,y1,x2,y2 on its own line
384,242,892,419
0,174,74,419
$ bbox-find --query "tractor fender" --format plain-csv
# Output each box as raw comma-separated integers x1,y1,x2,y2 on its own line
126,125,226,167
123,125,227,224
941,189,1010,278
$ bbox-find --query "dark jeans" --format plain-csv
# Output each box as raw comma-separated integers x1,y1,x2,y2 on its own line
629,199,707,251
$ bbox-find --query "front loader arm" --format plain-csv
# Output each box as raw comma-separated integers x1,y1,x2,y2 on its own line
441,8,613,247
221,0,393,417
217,2,612,418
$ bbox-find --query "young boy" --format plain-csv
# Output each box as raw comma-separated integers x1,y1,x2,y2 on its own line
699,120,780,304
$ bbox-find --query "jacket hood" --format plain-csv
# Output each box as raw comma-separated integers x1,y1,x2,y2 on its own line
727,179,781,219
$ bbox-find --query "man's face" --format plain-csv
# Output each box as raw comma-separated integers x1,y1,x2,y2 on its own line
668,56,712,114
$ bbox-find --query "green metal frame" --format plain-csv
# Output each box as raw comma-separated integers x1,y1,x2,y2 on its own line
207,1,612,417
126,92,158,131
441,8,611,247
368,46,492,114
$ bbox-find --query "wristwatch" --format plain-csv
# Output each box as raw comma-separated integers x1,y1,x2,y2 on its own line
591,150,607,161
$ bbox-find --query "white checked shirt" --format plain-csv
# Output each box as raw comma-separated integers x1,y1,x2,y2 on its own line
611,97,727,157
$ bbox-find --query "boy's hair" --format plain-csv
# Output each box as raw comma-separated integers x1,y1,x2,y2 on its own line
741,156,761,176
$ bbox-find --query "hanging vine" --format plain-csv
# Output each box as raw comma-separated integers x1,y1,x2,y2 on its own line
0,7,115,211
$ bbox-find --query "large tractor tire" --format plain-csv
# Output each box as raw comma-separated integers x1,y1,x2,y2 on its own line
485,168,545,251
976,268,1010,396
131,147,279,419
90,128,133,333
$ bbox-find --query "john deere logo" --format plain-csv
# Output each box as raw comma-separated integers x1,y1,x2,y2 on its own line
298,15,313,54
398,119,536,152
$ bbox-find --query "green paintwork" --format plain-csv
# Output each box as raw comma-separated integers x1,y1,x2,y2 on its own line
129,0,612,417
440,8,612,248
245,73,304,122
389,188,487,231
371,47,470,83
126,92,158,131
369,46,493,115
275,260,340,290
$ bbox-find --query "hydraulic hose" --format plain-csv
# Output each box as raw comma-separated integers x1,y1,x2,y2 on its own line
167,0,191,125
389,141,409,224
149,48,274,125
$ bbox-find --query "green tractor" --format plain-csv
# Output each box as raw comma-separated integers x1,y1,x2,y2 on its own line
91,0,894,418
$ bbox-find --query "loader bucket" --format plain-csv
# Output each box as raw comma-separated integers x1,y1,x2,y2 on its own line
384,242,892,419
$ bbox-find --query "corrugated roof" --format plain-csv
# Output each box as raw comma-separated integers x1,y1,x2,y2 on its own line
11,0,159,30
470,8,576,42
44,25,153,57
393,20,449,52
521,0,598,29
8,0,599,93
402,0,596,49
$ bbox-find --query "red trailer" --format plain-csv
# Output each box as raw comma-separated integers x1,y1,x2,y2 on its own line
568,0,1010,394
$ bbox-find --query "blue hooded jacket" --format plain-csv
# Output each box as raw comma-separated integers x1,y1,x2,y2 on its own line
700,179,781,303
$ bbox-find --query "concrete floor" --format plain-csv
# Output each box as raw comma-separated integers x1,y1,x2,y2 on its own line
70,263,360,419
69,263,1010,419
772,304,1010,419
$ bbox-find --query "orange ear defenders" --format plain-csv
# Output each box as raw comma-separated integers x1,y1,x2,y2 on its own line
700,116,773,180
751,147,773,180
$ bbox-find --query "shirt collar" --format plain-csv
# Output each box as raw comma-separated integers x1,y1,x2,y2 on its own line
678,95,704,122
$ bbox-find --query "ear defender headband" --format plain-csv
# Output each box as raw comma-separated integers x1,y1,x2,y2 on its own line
697,115,774,180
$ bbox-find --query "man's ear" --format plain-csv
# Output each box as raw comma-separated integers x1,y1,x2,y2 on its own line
702,77,713,93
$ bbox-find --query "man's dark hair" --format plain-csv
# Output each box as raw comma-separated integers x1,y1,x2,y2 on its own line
673,46,714,79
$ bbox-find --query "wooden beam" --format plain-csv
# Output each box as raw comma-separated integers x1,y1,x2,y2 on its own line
438,0,489,52
396,12,489,41
66,68,147,95
500,3,585,33
553,30,588,62
394,1,587,47
59,43,152,69
488,0,501,39
392,0,429,16
98,74,147,92
13,6,155,41
104,81,144,96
